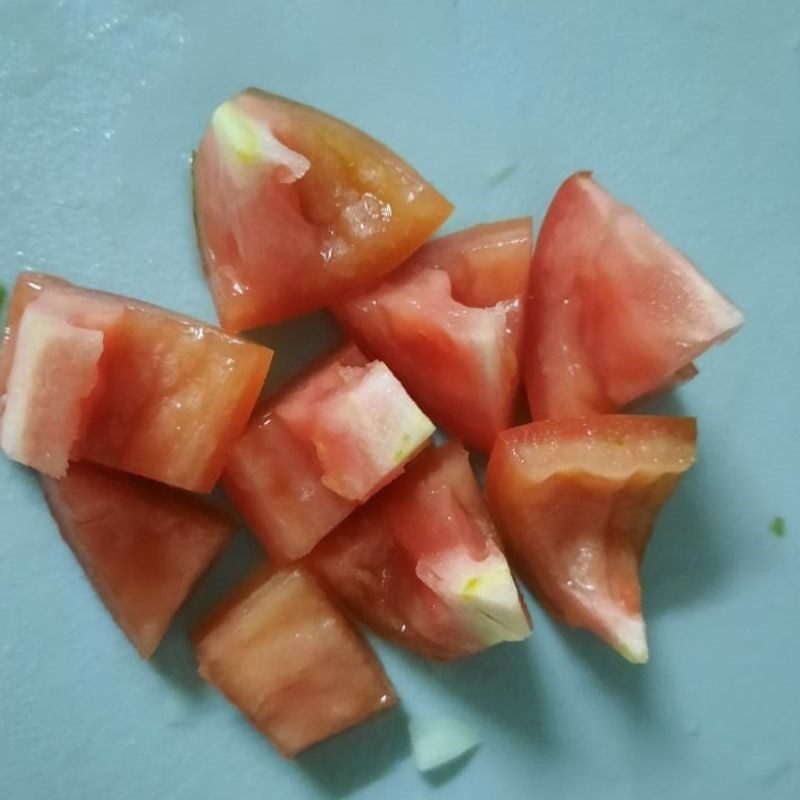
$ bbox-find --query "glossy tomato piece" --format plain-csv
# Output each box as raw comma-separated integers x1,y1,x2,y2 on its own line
309,442,531,661
193,89,453,331
336,219,532,452
0,273,272,490
41,462,233,657
223,343,434,561
0,292,108,477
194,565,396,757
525,173,743,418
486,416,697,663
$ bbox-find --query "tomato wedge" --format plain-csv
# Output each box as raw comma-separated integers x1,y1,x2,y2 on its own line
193,89,453,331
223,343,434,561
525,173,743,418
42,463,233,658
336,219,532,452
0,273,272,490
486,416,697,663
309,442,531,660
194,565,396,757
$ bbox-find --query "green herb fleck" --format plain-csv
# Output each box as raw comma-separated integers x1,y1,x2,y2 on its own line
0,283,6,313
770,516,786,538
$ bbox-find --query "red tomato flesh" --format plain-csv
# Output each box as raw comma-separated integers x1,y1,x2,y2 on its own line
525,173,743,418
193,89,453,331
308,442,531,661
194,565,396,757
336,219,532,452
486,416,697,662
41,462,233,658
223,343,434,561
0,273,272,491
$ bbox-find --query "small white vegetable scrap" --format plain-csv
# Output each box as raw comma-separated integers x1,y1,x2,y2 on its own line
408,715,481,773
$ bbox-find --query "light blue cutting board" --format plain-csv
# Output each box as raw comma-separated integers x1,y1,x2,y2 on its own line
1,2,798,798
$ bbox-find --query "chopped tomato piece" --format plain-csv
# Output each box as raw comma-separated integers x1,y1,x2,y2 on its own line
222,412,355,562
486,416,697,663
525,173,743,418
41,463,234,657
336,219,532,451
309,442,531,660
223,343,434,561
1,295,107,477
0,273,272,491
194,565,396,757
193,89,453,330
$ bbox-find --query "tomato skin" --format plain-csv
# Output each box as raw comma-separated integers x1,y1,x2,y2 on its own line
223,343,434,562
525,173,743,419
405,218,532,308
486,416,697,662
41,462,233,658
336,219,532,452
308,442,531,661
0,273,272,492
194,565,396,757
193,89,453,331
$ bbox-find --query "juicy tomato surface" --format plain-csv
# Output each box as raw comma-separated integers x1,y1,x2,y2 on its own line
486,415,697,663
194,565,396,757
223,343,434,562
336,219,532,452
309,442,531,661
0,273,272,491
525,173,743,419
41,462,234,658
193,88,453,331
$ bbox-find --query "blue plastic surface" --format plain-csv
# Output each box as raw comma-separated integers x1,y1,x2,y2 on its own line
1,2,798,798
